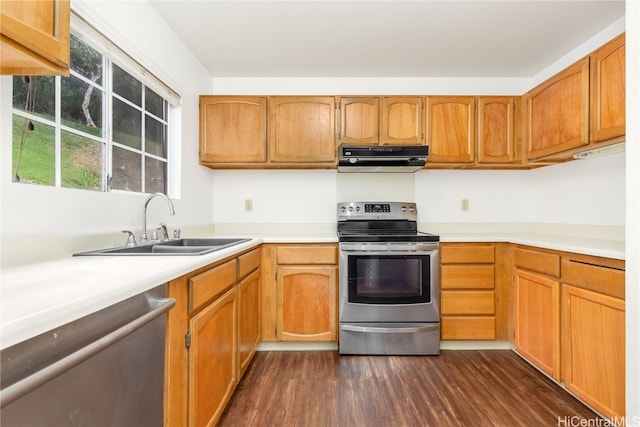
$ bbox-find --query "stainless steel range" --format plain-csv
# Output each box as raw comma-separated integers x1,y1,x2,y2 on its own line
338,202,440,355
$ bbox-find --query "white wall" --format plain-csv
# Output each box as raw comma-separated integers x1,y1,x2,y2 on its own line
0,0,214,266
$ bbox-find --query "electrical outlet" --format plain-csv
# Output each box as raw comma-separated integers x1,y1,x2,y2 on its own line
461,199,470,212
244,199,253,212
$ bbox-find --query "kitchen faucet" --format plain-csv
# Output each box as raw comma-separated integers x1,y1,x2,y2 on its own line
141,193,175,242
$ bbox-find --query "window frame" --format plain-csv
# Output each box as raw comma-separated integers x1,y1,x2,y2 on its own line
11,15,180,196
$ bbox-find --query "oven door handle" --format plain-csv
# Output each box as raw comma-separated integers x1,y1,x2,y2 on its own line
341,324,439,334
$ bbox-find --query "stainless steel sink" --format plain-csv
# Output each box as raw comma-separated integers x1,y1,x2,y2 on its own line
73,238,251,256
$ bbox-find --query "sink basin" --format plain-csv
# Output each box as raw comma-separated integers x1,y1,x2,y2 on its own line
74,238,251,256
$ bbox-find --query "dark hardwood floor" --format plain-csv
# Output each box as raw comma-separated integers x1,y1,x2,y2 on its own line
218,350,600,427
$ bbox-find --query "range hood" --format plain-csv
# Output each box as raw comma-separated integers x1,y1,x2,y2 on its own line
337,145,428,173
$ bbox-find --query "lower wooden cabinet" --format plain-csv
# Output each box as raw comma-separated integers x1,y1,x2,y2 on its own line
165,247,261,427
261,244,338,342
562,285,625,419
440,243,497,340
188,287,237,427
513,269,561,381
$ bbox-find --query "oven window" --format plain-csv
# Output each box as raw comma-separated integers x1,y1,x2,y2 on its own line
348,255,431,304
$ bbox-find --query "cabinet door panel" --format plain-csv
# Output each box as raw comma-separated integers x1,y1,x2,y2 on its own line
426,96,475,162
478,97,515,163
527,58,589,159
188,288,237,427
277,265,337,341
380,97,424,145
269,97,336,163
590,34,625,143
238,269,261,376
562,285,625,419
1,0,70,75
339,97,379,145
199,96,267,163
514,269,561,381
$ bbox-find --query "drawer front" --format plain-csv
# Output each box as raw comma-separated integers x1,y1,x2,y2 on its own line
238,247,261,280
562,258,625,299
441,265,494,289
441,316,496,340
514,247,560,277
189,259,237,313
440,243,495,264
277,245,337,265
441,290,495,315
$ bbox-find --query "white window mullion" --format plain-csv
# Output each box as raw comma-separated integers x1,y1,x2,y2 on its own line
105,56,113,191
141,87,146,193
54,76,62,187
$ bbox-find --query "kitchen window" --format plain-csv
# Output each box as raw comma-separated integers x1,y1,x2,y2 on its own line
11,21,180,194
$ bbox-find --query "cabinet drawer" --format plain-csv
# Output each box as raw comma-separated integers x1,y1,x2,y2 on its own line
562,258,625,299
441,316,496,340
440,244,495,264
441,291,495,315
514,247,560,277
277,245,337,265
238,247,261,280
189,259,237,312
441,265,494,289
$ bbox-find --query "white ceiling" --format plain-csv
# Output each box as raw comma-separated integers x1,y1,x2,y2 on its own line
150,0,625,78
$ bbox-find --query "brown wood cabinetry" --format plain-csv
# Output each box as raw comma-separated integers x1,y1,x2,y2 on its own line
268,96,337,164
1,0,70,75
440,243,496,340
526,58,590,161
380,97,424,145
261,244,338,342
426,97,476,164
165,247,261,427
561,254,625,420
199,96,267,164
188,284,237,427
512,245,625,417
590,33,625,144
477,97,517,164
338,97,379,145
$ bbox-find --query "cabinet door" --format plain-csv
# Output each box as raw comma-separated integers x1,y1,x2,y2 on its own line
238,268,261,377
199,96,267,164
380,97,424,145
268,96,336,163
188,288,238,427
562,285,625,419
477,97,515,163
514,269,561,381
526,58,589,160
276,265,337,341
590,33,625,144
426,96,476,163
0,0,70,75
338,97,379,145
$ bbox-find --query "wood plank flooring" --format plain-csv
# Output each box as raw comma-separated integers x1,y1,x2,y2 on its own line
218,350,600,427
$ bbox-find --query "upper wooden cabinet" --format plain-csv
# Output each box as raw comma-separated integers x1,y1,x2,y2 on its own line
380,97,425,145
268,96,337,163
477,97,516,164
0,0,70,75
200,96,267,164
426,96,476,163
526,58,590,161
338,97,380,145
590,33,625,144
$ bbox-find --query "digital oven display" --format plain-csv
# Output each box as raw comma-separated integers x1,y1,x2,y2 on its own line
364,203,390,213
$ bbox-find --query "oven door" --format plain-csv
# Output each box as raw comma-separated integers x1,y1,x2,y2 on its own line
339,243,440,323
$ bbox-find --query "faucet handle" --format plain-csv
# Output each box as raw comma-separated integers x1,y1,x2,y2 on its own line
121,230,137,247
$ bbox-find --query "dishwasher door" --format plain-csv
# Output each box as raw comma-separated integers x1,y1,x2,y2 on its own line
0,284,175,427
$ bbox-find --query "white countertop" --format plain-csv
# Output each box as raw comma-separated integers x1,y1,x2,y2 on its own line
0,230,623,350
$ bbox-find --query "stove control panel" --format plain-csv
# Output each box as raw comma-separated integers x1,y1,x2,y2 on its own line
338,201,417,221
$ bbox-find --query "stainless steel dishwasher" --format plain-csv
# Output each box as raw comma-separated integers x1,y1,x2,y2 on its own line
0,284,175,427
